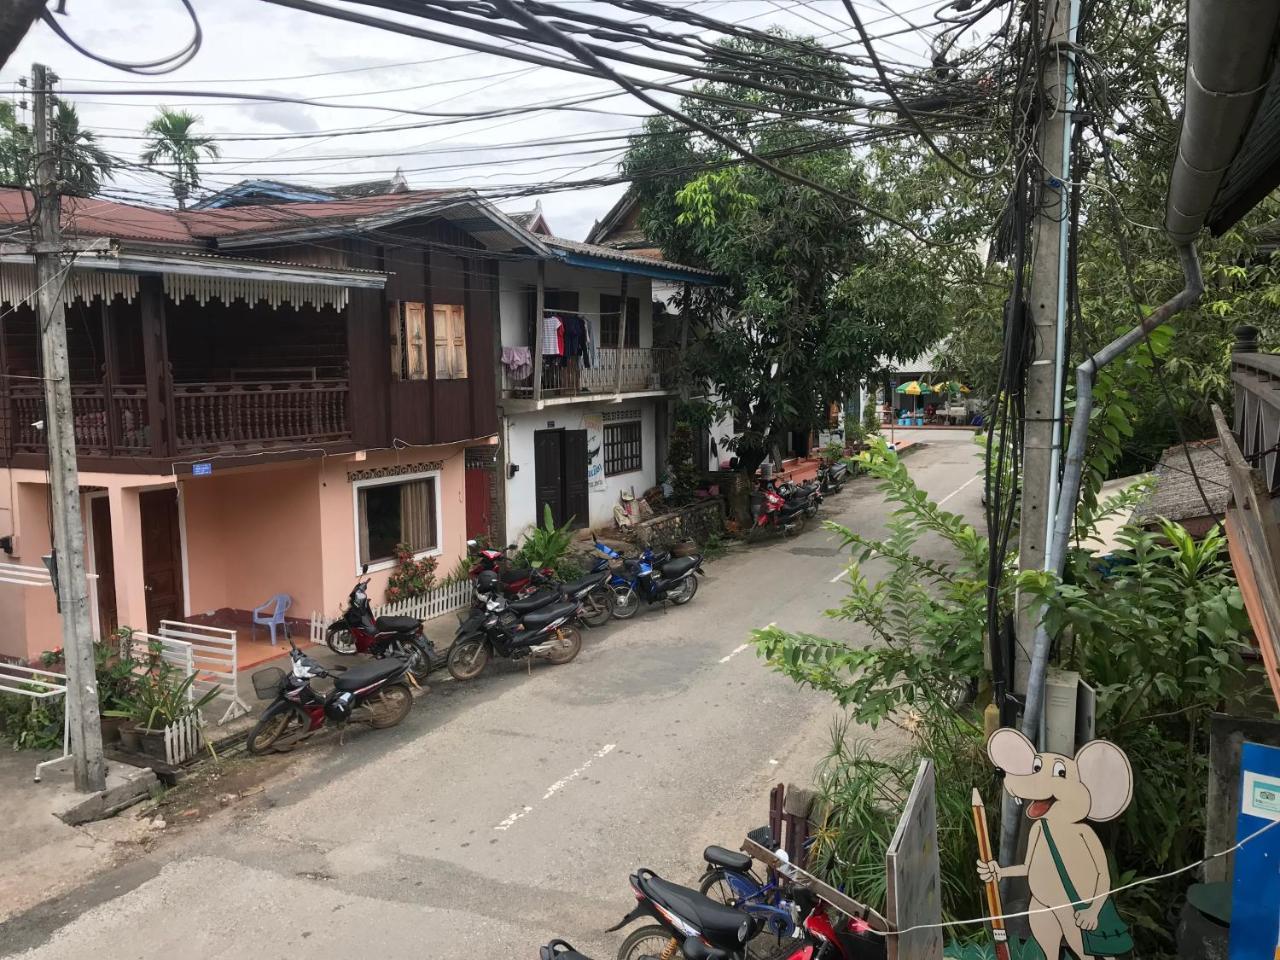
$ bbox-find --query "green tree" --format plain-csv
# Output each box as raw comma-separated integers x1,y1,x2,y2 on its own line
51,100,113,197
140,107,220,209
0,101,31,187
622,34,944,496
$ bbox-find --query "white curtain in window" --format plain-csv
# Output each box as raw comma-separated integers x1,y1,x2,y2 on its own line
400,478,437,552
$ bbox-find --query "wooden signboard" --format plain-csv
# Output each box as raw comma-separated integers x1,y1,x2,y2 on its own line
739,837,891,934
885,759,943,960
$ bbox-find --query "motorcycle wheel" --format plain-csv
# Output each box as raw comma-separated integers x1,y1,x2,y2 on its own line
246,704,309,756
367,682,413,729
610,585,640,619
617,925,676,960
668,575,698,605
448,639,490,681
579,588,615,628
544,626,582,665
326,625,357,655
401,640,433,685
783,514,806,537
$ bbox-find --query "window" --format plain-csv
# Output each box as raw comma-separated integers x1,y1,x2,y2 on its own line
354,473,440,569
434,304,467,380
604,419,643,476
390,301,428,380
599,295,640,349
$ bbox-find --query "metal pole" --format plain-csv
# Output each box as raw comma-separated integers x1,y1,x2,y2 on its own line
32,63,105,793
531,259,545,406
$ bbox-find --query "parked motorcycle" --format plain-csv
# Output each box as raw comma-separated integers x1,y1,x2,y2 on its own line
610,867,761,960
447,581,584,681
466,538,553,599
324,571,441,684
775,478,823,518
246,641,413,755
749,486,807,538
818,460,848,495
540,938,727,960
781,895,886,960
591,537,703,619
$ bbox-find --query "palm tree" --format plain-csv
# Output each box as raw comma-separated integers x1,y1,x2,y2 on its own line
51,100,114,197
140,107,219,209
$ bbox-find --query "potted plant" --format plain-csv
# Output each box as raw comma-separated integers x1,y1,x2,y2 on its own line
105,659,219,762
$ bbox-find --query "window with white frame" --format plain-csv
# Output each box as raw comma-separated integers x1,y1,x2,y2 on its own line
354,472,440,569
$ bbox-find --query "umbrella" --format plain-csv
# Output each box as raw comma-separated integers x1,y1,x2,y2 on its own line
933,380,971,394
895,380,933,396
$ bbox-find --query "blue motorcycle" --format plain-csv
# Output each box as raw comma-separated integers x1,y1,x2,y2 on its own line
590,536,704,620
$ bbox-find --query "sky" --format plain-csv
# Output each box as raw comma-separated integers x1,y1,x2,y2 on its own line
2,0,945,239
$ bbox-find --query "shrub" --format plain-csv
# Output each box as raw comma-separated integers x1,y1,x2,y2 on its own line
385,543,438,602
517,504,577,569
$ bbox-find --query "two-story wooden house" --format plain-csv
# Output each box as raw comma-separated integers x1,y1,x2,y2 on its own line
0,187,534,661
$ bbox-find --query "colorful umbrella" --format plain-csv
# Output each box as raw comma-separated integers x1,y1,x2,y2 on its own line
895,380,933,396
933,380,971,394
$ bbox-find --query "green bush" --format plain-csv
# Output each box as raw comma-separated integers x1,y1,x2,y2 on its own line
862,394,881,436
385,543,438,602
0,689,63,750
517,504,577,569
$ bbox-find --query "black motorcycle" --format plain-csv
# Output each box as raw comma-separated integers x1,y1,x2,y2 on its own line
324,570,442,685
539,937,726,960
774,478,823,519
819,460,848,494
447,578,584,681
610,867,759,960
246,642,413,755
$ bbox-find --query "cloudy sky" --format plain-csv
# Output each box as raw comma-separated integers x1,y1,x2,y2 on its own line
3,0,944,239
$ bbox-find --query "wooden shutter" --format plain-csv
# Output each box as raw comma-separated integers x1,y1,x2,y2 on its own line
434,304,467,380
389,302,403,378
404,301,428,380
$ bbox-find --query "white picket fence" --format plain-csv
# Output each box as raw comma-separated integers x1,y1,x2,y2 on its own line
163,713,204,765
310,578,472,643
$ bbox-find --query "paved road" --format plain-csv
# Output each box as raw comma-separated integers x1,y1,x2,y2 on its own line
1,431,984,960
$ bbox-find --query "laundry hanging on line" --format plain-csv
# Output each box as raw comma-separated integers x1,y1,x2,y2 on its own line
501,346,532,380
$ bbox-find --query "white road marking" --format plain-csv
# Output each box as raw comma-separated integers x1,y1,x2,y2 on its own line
830,568,849,583
937,474,981,507
494,743,617,831
719,643,750,664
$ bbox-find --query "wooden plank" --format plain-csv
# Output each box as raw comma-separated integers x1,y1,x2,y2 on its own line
740,836,891,933
1213,404,1280,712
885,759,943,960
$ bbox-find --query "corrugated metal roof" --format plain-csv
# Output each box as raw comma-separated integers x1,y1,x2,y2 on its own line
543,235,719,280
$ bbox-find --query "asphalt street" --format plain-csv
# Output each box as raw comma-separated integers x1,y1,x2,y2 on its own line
0,430,984,960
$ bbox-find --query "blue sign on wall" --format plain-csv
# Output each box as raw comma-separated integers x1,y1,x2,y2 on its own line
1229,741,1280,959
192,462,212,477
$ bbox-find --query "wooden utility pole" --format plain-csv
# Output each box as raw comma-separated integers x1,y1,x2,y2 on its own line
32,63,106,793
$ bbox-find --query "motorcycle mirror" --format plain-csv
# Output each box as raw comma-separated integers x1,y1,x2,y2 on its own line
361,563,369,575
466,539,477,549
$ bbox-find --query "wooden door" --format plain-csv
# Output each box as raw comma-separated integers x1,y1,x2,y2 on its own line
89,496,118,639
563,429,589,530
464,467,491,539
139,489,184,631
533,429,565,528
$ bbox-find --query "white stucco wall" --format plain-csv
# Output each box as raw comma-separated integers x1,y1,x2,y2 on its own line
503,400,658,543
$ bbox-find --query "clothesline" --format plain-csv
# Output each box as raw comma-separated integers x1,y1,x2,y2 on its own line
541,307,630,318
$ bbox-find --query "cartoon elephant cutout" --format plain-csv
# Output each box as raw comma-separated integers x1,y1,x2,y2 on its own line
976,729,1135,959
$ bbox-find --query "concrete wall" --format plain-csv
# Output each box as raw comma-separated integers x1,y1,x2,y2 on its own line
503,400,658,543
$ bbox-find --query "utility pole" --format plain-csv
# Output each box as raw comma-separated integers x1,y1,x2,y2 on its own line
1014,0,1076,712
32,62,106,794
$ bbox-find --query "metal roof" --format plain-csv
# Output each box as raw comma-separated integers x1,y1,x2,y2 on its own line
543,235,720,285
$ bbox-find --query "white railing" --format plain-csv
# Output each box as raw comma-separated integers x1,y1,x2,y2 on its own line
123,630,196,694
163,714,205,765
159,621,249,725
0,663,70,781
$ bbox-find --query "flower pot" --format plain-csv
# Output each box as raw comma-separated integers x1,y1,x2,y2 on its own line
119,725,142,752
99,715,129,746
133,725,168,763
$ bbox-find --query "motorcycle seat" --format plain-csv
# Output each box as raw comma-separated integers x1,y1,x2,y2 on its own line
636,872,749,949
703,845,752,873
507,589,558,614
520,601,579,628
660,556,699,578
333,660,406,691
375,615,421,633
559,572,609,595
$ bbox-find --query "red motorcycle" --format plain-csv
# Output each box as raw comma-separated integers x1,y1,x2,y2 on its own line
324,571,441,684
783,896,885,960
467,538,553,598
748,486,808,539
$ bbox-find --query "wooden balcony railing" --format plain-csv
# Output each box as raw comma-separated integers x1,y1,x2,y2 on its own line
3,379,351,458
173,380,350,451
501,347,676,400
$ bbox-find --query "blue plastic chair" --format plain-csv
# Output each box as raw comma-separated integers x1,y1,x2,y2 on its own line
252,593,292,646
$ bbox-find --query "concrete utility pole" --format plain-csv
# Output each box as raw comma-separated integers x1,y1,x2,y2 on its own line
32,62,106,794
1014,0,1076,706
